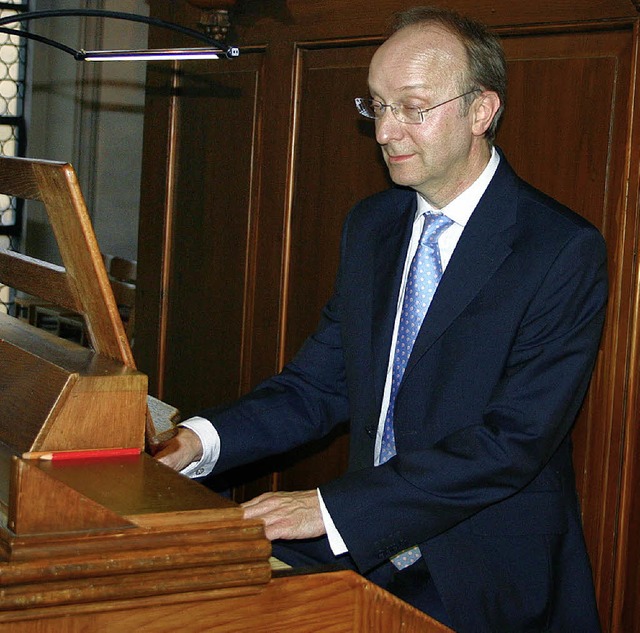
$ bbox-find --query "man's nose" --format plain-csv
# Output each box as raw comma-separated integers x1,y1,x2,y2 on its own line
375,109,404,144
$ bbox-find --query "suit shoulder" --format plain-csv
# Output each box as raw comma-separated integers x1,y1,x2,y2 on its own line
494,151,603,241
517,178,604,243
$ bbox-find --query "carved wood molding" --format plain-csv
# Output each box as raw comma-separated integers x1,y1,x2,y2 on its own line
186,0,237,8
185,0,238,41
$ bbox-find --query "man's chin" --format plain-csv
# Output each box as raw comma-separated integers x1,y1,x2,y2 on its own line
387,169,419,189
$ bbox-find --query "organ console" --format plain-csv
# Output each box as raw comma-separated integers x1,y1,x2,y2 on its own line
0,156,449,631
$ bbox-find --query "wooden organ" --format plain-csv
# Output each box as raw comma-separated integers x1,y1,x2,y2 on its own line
0,156,449,631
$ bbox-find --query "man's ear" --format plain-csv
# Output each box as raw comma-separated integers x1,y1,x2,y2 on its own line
471,91,501,137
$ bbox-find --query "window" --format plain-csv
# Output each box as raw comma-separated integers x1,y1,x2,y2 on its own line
0,0,28,314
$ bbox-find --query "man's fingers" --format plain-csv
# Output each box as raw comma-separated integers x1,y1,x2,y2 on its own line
154,427,203,471
240,490,325,540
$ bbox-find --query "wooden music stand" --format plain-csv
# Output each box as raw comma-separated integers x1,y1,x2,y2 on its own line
0,155,174,450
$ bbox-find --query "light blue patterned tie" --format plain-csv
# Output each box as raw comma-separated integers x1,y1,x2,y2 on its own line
380,211,453,569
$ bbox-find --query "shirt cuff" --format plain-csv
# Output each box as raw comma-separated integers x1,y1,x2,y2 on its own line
178,416,220,478
317,488,348,556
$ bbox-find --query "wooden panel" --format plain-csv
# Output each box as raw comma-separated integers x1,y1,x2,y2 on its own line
8,459,133,535
0,454,271,611
136,60,175,396
616,389,640,632
150,54,265,416
0,570,451,632
497,27,637,629
277,43,387,491
611,20,640,631
196,0,640,44
0,314,147,453
286,44,387,354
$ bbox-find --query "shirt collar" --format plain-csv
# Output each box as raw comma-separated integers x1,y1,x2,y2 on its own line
415,146,500,227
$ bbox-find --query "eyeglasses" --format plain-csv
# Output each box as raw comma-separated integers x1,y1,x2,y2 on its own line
355,89,480,124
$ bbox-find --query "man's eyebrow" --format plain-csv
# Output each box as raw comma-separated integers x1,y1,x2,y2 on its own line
367,83,434,95
397,84,432,91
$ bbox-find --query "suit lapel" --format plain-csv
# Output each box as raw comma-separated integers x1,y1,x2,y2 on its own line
371,193,416,403
404,158,519,377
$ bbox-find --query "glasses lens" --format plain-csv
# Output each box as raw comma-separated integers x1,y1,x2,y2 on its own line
396,105,423,124
355,99,424,124
356,98,378,119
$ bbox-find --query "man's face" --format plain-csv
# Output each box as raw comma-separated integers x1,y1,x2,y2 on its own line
368,24,487,207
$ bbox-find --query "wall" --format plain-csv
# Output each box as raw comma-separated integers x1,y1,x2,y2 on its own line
24,0,148,263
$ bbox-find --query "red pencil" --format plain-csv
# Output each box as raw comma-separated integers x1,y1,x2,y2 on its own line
22,448,141,461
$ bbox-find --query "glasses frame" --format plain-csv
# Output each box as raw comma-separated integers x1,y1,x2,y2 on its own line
355,89,481,124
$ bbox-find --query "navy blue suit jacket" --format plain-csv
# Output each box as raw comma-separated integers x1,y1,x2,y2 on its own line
205,153,607,632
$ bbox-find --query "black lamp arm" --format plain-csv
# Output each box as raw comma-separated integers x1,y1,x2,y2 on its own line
0,26,81,59
0,9,236,58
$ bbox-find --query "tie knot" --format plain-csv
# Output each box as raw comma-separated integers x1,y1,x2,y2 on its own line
420,213,453,246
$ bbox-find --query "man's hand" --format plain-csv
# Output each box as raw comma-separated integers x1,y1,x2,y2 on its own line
242,490,326,541
153,427,203,471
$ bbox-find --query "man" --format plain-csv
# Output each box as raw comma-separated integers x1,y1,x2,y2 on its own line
157,6,607,632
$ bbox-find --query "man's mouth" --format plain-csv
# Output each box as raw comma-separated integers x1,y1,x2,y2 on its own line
386,153,414,163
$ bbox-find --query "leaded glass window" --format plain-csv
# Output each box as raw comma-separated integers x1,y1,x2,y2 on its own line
0,0,28,314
